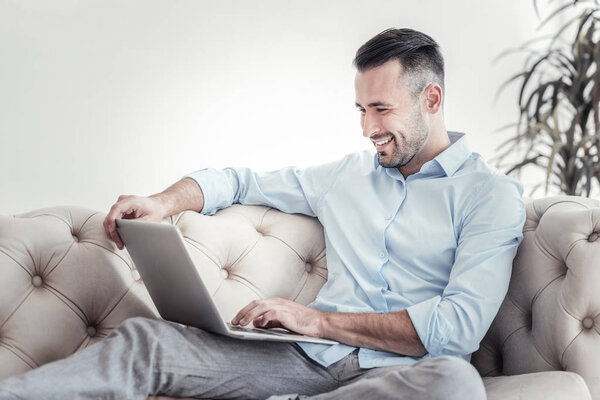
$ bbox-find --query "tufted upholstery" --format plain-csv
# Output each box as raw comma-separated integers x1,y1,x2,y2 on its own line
0,198,597,399
471,196,600,399
0,207,159,379
0,205,326,380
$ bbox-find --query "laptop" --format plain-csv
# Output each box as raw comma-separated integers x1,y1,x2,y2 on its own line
115,218,337,345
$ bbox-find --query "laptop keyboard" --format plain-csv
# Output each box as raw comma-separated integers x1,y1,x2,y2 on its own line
226,322,303,337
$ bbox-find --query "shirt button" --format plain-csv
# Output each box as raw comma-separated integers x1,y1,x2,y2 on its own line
379,252,386,259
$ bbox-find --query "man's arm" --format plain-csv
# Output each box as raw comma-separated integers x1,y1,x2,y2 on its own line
104,155,349,249
182,160,346,218
103,178,205,249
150,177,205,215
231,298,427,357
320,309,427,356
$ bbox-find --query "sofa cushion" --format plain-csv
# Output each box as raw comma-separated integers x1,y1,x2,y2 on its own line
483,371,591,400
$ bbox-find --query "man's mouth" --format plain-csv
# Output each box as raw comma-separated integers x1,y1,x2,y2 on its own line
373,136,394,150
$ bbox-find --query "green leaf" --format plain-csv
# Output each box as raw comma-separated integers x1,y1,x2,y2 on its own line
548,8,596,49
492,36,554,64
494,71,529,103
538,1,581,30
506,155,544,175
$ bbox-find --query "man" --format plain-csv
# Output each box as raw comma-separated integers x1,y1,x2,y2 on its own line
0,28,525,400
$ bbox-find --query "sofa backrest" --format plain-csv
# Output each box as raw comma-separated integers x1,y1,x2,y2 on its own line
166,205,328,320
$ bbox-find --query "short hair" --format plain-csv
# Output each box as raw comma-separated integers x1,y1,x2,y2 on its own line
353,28,445,98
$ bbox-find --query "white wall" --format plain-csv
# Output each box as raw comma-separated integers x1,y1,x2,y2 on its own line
0,0,550,214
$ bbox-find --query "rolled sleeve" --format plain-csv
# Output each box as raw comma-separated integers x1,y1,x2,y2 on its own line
184,168,238,215
406,175,526,357
406,295,453,355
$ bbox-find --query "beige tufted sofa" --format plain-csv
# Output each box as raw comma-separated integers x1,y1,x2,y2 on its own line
0,196,598,399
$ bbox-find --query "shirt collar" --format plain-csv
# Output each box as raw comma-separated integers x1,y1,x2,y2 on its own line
433,131,471,177
374,131,472,177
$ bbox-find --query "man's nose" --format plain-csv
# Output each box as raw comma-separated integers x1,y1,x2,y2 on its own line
362,113,381,138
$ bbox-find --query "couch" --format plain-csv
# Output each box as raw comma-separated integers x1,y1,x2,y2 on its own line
0,196,597,399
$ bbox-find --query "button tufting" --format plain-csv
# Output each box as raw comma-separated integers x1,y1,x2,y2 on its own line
131,270,141,281
305,263,312,273
220,269,229,279
87,326,97,337
72,234,79,242
588,232,599,242
583,317,594,329
32,275,43,287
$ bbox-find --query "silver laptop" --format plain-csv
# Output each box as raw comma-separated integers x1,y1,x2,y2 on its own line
116,218,337,345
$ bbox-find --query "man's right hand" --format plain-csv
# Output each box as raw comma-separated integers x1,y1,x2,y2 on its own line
103,195,166,250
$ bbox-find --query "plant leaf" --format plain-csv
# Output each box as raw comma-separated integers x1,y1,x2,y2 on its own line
506,155,544,175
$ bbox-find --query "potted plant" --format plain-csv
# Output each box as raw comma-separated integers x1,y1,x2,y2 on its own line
495,0,600,197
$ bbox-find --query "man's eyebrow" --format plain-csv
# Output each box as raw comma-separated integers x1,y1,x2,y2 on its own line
354,101,394,108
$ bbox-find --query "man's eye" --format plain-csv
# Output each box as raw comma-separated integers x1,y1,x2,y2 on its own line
358,109,365,114
376,108,387,112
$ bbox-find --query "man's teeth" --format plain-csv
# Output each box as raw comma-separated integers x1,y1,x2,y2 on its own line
375,137,392,146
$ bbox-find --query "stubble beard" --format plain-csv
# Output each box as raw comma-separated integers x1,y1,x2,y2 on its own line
377,112,429,169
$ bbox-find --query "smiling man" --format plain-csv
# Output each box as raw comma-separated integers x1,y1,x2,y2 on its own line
0,28,525,400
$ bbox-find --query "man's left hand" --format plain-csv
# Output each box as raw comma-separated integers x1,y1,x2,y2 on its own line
231,298,324,337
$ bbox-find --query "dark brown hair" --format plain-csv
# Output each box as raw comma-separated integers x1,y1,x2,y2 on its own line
353,28,445,97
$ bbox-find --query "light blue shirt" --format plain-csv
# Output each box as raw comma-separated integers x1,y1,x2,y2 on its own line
184,132,526,369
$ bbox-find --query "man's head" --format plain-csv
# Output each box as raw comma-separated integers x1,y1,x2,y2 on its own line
353,28,447,172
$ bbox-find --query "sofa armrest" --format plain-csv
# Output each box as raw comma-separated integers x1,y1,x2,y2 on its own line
472,196,600,399
0,206,159,380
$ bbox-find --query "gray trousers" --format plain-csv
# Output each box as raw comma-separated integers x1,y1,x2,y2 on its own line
0,317,486,400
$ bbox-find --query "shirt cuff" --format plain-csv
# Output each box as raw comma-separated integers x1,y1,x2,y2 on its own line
183,168,235,215
406,295,453,356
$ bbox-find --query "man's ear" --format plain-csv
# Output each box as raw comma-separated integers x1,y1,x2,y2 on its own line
422,83,443,114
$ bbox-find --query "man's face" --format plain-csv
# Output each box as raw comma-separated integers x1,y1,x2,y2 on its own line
354,60,429,169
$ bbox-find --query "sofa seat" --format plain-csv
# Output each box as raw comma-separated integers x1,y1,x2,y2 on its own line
483,371,591,399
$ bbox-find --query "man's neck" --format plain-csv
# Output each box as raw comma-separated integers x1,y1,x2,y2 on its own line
398,127,451,179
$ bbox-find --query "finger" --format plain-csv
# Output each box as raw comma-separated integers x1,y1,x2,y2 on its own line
110,229,125,250
253,310,282,328
106,215,124,249
240,304,272,326
244,300,287,327
239,299,289,326
104,204,122,236
234,300,273,326
232,300,262,325
105,203,131,249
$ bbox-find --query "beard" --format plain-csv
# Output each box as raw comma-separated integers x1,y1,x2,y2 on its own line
377,108,429,169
